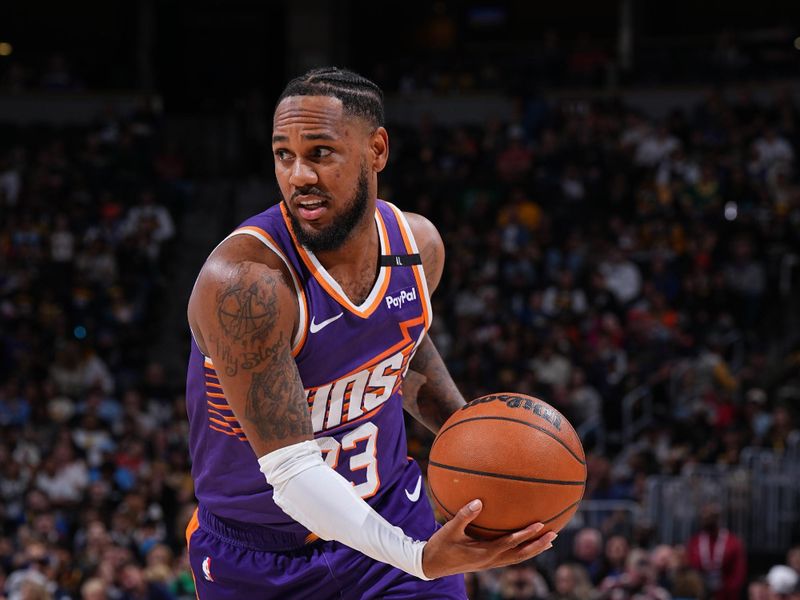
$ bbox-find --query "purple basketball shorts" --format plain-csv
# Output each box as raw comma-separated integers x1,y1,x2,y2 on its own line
186,462,466,599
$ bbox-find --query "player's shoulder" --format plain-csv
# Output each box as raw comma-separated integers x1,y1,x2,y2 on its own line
199,202,294,286
401,211,444,292
402,211,441,246
188,234,297,342
201,233,289,285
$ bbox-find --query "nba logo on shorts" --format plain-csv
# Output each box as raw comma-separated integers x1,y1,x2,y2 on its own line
202,556,214,582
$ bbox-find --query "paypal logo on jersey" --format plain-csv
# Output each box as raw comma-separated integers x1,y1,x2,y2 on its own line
385,287,418,311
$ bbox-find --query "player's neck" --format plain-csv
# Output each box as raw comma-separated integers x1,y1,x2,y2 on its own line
315,212,379,280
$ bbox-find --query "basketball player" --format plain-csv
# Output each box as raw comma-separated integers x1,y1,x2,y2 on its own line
184,67,557,599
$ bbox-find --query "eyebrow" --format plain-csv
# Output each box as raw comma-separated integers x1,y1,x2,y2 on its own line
271,133,337,144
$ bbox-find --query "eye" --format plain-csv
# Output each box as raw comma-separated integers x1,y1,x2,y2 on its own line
311,147,333,159
274,149,293,161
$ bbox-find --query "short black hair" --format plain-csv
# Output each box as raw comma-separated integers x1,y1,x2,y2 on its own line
276,67,384,128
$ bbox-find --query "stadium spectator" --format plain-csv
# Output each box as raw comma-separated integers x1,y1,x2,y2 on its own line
596,548,671,600
117,561,174,600
492,561,550,599
549,563,593,600
602,536,631,581
80,577,107,600
766,565,799,599
570,528,605,585
687,503,747,600
749,578,771,600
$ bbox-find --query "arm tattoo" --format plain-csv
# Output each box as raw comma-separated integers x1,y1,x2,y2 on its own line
212,263,310,444
215,264,282,374
245,333,311,441
210,334,240,377
217,265,278,347
405,336,465,433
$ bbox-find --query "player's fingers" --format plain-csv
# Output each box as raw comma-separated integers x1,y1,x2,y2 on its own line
495,522,545,550
498,531,557,564
448,499,483,535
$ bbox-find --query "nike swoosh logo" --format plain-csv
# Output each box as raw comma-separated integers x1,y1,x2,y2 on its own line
405,475,422,502
309,312,344,334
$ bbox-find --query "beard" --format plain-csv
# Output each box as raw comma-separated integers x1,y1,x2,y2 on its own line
285,167,370,253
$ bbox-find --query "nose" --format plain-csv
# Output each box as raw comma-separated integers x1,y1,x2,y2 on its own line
288,158,318,188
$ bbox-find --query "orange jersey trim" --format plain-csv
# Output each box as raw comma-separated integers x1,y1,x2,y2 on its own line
279,203,392,319
207,408,240,423
185,507,200,547
185,507,201,599
208,417,244,433
335,315,423,381
209,424,247,440
206,399,233,411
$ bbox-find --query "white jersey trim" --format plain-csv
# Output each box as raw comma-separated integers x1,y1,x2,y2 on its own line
222,228,308,353
303,211,390,315
385,202,434,330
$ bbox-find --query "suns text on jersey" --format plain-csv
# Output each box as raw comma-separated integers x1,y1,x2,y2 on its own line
305,347,412,433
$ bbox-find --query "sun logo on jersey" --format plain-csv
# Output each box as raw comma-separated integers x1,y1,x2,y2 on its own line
202,556,214,582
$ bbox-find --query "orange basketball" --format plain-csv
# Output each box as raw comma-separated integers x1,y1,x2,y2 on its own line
427,393,586,539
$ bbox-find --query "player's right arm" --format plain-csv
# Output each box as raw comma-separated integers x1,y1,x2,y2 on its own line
188,239,555,580
188,241,311,457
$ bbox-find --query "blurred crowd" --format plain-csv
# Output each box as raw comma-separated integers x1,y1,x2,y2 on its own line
4,20,798,97
464,523,800,600
388,85,800,598
0,103,192,599
0,54,85,94
393,86,800,456
367,25,798,95
2,74,800,599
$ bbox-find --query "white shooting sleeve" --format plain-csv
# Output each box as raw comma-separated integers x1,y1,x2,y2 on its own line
258,440,430,580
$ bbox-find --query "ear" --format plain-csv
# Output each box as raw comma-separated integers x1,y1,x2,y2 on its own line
370,127,389,173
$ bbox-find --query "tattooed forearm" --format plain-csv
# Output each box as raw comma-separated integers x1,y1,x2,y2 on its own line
245,333,311,442
216,264,279,347
404,336,465,433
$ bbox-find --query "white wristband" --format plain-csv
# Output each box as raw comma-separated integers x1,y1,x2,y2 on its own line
258,440,430,580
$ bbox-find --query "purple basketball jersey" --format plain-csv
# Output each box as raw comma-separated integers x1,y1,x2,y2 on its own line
185,200,433,536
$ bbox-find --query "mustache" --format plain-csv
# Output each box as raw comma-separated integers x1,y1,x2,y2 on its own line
292,187,331,201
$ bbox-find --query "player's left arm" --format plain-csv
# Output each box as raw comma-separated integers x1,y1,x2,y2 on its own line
402,212,466,433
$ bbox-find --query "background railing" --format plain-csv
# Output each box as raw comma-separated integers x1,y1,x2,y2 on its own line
644,441,800,555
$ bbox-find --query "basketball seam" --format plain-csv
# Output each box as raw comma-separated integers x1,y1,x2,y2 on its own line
428,478,582,533
467,501,582,532
542,501,581,525
437,416,586,466
428,482,455,519
429,461,585,485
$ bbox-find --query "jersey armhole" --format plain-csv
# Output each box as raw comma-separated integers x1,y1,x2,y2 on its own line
383,202,434,331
